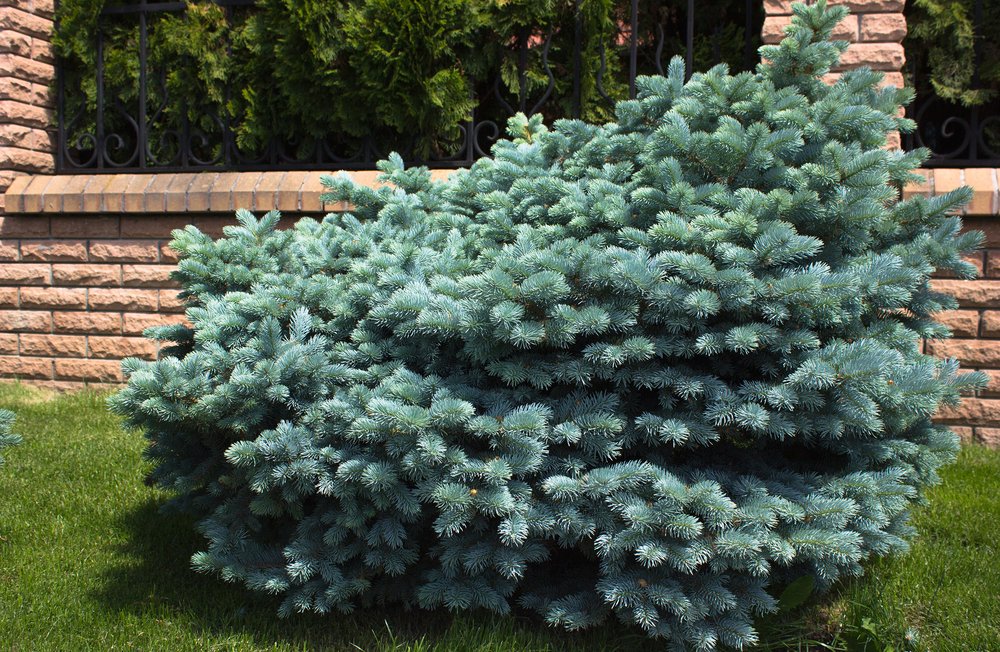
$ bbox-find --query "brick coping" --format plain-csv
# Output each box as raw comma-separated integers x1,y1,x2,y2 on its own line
1,170,455,215
2,167,998,216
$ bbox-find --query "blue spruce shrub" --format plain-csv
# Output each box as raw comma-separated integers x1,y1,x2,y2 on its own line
110,2,985,649
0,410,20,468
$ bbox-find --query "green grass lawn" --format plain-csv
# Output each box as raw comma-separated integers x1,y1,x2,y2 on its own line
0,382,997,651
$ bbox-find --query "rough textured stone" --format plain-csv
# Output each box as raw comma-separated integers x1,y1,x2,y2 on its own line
52,311,121,335
19,333,85,357
926,340,1000,368
51,264,120,287
933,310,980,338
935,398,1000,427
930,280,1000,309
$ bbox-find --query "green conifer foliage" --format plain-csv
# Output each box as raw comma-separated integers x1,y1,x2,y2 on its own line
110,3,985,648
0,410,20,468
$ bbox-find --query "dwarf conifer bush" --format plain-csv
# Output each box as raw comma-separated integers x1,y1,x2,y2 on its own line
0,410,19,468
110,3,985,649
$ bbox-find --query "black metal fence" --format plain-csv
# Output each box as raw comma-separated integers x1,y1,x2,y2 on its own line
904,0,1000,167
56,0,760,173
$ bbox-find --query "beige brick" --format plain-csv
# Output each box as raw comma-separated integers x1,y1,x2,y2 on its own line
963,168,997,215
32,37,54,64
0,28,30,57
0,262,48,285
931,280,1000,308
982,311,1000,337
276,170,311,212
0,99,50,129
20,239,87,261
0,354,51,379
99,174,133,213
0,122,51,150
50,215,119,238
122,174,156,213
299,173,330,213
933,310,980,338
0,77,33,105
87,335,157,360
56,174,96,213
122,264,177,288
40,173,66,212
987,251,1000,279
159,243,179,263
163,172,197,212
0,239,19,261
976,427,1000,447
252,171,287,212
88,240,159,263
142,174,175,213
0,310,49,332
208,171,241,212
951,426,974,443
926,340,1000,368
0,145,54,173
158,289,186,313
51,264,120,287
231,172,262,211
980,370,1000,398
1,172,32,212
19,333,86,357
0,214,48,237
0,333,16,355
935,398,1000,427
54,358,122,382
0,7,53,38
88,288,158,312
834,43,904,72
0,287,17,307
185,171,219,212
859,13,906,42
0,54,53,85
53,310,120,335
19,286,85,310
78,174,115,213
122,312,187,336
17,174,52,212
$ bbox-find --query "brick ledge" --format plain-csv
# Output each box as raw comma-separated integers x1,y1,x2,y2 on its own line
3,167,997,216
2,170,454,215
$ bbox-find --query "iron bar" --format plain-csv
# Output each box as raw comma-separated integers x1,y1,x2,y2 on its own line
58,0,766,173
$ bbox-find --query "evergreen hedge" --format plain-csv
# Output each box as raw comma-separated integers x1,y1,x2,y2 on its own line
110,3,984,649
55,0,756,159
0,410,19,468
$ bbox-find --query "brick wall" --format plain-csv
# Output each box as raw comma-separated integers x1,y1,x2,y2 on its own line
0,171,363,390
0,0,55,204
906,170,1000,446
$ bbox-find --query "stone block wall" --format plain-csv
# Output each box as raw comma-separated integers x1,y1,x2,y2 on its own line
0,171,362,390
0,0,55,204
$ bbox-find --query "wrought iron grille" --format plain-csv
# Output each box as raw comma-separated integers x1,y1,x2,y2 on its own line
56,0,760,173
904,0,1000,167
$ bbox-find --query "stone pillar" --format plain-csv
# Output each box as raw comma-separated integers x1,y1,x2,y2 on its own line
762,1,906,146
0,0,57,211
762,1,905,86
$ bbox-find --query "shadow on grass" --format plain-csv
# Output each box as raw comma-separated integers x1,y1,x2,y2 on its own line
94,499,640,651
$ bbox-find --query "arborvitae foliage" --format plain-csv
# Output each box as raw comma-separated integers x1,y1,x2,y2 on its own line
0,410,19,468
110,3,985,649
